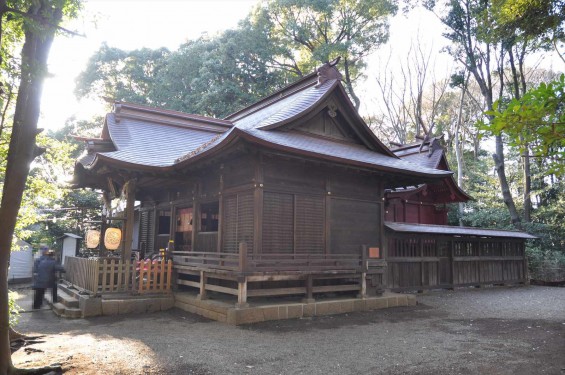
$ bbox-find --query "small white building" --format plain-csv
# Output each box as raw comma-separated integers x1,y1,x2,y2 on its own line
8,239,33,283
59,233,82,265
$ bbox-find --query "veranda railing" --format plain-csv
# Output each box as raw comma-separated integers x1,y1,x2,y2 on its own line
64,257,173,295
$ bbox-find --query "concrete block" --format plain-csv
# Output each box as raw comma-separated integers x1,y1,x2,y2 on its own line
79,296,102,318
278,306,288,319
287,304,303,319
262,306,280,321
227,307,265,325
160,297,175,311
340,300,355,313
316,301,341,316
387,296,399,308
406,295,417,306
366,297,388,311
102,300,119,316
353,299,366,312
145,299,161,313
119,299,145,314
396,294,408,306
303,303,316,317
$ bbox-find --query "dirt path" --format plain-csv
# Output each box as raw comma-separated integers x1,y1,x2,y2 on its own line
10,285,565,374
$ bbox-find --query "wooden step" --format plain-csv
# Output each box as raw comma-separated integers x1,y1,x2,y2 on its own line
57,289,79,309
52,302,82,319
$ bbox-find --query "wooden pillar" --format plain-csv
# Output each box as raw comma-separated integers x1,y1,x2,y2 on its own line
303,275,315,303
237,277,248,308
239,242,248,272
419,237,425,293
237,242,249,308
197,270,207,300
253,155,264,255
359,245,367,299
122,179,137,263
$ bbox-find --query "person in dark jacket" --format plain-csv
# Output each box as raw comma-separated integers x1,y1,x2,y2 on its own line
33,249,65,309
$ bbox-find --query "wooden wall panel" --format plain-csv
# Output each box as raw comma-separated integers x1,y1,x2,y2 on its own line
223,156,255,189
223,195,238,253
295,195,325,254
330,174,379,199
222,191,255,253
330,198,380,254
263,159,325,192
139,208,155,256
237,191,255,253
262,192,294,254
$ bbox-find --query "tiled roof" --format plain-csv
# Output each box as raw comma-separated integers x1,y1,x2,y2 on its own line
233,79,336,130
392,142,443,170
96,114,226,167
240,129,449,176
385,222,537,239
76,65,449,180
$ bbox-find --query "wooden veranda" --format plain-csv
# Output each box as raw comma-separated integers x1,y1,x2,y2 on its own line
172,243,386,306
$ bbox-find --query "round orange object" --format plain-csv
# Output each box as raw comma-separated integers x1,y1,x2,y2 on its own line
104,228,122,250
86,230,101,249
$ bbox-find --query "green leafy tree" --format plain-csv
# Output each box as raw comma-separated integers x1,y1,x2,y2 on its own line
250,0,398,109
75,43,170,104
486,74,565,176
0,0,82,372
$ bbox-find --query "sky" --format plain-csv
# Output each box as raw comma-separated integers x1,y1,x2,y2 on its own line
39,0,563,132
42,0,258,130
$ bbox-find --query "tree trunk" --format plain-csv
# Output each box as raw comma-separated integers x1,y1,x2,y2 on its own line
455,75,468,227
523,143,532,222
0,2,62,373
493,135,522,229
342,57,361,111
508,47,531,222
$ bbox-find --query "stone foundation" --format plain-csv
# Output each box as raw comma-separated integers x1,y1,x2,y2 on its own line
175,291,416,325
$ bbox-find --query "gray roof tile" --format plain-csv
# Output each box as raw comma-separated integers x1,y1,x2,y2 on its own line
385,222,537,239
99,114,224,167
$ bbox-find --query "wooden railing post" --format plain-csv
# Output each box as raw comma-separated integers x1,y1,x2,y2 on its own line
197,270,207,300
239,242,248,273
359,245,367,299
237,242,249,308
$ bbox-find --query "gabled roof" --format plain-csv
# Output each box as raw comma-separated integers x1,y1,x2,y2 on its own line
75,63,452,184
388,137,472,202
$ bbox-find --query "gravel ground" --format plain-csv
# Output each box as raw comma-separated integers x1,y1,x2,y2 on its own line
10,285,565,375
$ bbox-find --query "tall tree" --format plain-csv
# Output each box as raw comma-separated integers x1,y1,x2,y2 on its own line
0,0,81,373
426,0,523,227
250,0,398,110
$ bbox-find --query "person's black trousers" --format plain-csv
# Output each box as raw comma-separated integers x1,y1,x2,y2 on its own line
33,284,57,309
33,288,45,309
52,282,58,304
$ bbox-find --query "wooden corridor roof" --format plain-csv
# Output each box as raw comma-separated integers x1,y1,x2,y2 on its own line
385,222,537,239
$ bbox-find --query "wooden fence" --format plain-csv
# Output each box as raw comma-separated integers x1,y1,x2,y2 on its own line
64,257,173,295
386,235,527,291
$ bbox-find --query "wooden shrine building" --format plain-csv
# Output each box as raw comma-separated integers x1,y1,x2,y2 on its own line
72,61,535,306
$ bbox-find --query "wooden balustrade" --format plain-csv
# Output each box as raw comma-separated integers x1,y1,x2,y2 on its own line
137,259,173,294
63,257,173,295
64,257,100,294
172,245,365,273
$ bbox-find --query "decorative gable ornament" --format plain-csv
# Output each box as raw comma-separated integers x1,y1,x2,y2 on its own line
315,57,342,88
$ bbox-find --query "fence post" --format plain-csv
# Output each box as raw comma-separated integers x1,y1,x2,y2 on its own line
166,259,173,291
